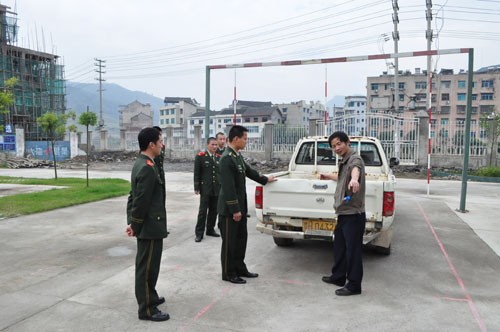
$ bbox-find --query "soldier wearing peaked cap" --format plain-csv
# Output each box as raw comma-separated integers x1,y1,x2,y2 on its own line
126,127,169,322
194,137,221,242
217,125,276,284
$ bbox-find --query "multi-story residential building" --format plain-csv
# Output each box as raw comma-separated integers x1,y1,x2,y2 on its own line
366,66,500,123
159,97,199,134
118,100,153,150
0,4,65,141
343,96,367,136
275,100,326,127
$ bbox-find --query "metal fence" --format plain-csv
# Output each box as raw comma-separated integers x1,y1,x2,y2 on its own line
430,122,488,156
272,124,308,153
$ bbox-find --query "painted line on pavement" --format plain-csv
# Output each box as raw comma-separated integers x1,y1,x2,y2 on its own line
417,202,487,332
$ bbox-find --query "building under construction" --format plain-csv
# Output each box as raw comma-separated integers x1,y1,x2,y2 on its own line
0,4,65,140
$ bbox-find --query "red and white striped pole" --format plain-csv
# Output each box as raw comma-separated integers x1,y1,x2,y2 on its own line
233,70,237,125
324,65,328,136
427,73,433,196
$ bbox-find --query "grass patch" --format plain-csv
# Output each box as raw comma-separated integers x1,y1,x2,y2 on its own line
0,177,130,218
473,166,500,178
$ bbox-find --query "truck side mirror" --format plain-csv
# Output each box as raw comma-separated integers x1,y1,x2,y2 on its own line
389,157,400,167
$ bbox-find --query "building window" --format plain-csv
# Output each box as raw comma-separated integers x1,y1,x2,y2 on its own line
431,94,436,102
247,126,259,133
481,80,494,88
441,93,449,101
371,83,379,91
190,120,194,125
171,109,175,114
480,105,493,114
224,119,231,123
180,109,183,114
481,93,493,100
171,119,175,124
384,83,391,90
253,117,258,122
472,94,477,101
415,93,426,101
471,119,477,125
415,81,427,89
210,120,213,124
399,94,404,102
165,110,169,115
198,119,203,124
441,80,451,88
160,119,164,124
180,118,183,124
262,117,268,122
399,82,405,90
472,81,477,88
458,80,466,88
472,107,478,114
166,119,169,124
457,105,466,114
441,118,448,125
457,93,466,101
236,118,241,123
282,108,287,113
245,117,250,122
456,118,465,125
441,106,450,114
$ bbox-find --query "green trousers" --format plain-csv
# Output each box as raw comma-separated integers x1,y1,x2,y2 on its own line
218,214,249,279
136,239,163,318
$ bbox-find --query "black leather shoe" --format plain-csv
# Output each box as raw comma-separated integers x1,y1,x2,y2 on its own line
153,296,165,306
322,276,345,287
206,230,220,237
223,276,246,284
240,271,259,278
335,287,361,296
139,311,170,321
195,236,202,242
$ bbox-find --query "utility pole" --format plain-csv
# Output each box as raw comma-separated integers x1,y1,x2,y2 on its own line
392,0,399,113
94,58,106,129
425,0,433,195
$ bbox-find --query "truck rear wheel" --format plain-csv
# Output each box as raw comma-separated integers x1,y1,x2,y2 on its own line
375,245,391,255
273,236,293,247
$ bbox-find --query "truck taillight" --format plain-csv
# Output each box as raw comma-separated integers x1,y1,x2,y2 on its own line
383,192,394,217
255,186,263,209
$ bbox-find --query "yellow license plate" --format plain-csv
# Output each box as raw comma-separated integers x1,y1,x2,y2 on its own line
303,220,336,233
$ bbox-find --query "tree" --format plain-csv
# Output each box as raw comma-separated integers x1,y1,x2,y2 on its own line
0,78,18,134
78,109,98,187
37,111,77,179
480,106,500,167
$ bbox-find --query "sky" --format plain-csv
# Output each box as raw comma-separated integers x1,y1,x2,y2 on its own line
5,0,500,110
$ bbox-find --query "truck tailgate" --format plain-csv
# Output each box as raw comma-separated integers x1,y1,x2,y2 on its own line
262,178,384,221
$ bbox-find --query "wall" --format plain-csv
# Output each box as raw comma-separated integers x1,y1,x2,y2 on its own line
26,141,71,161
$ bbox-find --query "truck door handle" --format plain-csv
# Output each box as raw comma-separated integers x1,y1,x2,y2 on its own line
313,184,328,190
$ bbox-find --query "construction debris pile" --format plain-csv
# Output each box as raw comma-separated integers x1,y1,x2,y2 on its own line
3,157,53,169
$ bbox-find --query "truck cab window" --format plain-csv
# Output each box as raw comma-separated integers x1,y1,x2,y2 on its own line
295,142,315,164
351,143,382,166
317,142,336,165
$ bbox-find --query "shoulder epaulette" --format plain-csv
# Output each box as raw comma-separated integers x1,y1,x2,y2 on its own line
216,153,221,157
146,159,154,167
198,152,205,156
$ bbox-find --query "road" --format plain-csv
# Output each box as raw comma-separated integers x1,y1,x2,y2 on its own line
0,168,499,331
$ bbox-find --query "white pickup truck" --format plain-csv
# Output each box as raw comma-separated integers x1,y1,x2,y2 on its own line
255,136,398,254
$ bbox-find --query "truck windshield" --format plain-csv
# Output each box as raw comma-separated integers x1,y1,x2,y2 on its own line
295,141,382,166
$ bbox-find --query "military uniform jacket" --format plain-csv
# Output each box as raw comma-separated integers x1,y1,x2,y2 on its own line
127,154,168,239
216,147,226,156
217,146,268,216
194,151,221,196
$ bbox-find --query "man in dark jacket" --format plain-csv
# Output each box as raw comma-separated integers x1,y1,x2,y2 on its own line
126,127,169,321
194,137,221,242
217,125,276,284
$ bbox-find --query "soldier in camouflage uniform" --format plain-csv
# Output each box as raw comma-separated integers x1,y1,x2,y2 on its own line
217,125,276,284
126,127,169,322
194,137,221,242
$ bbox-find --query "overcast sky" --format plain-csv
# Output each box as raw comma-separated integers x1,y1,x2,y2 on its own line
6,0,500,110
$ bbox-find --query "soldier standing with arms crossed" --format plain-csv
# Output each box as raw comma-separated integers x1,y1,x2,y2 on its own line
320,131,366,296
126,127,169,321
218,125,276,284
194,137,221,242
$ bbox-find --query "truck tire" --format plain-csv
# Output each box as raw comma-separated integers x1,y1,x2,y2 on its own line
375,245,391,255
273,236,293,247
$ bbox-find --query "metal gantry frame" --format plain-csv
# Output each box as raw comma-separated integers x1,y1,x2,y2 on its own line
205,48,474,212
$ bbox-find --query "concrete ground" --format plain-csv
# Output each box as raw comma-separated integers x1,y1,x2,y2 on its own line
0,168,499,331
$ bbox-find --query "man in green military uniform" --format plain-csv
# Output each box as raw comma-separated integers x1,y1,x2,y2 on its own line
217,125,276,284
126,127,169,322
153,126,166,202
194,137,221,242
216,132,226,155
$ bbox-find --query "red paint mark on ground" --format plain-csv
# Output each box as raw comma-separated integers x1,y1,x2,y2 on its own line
418,202,487,332
181,285,234,332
